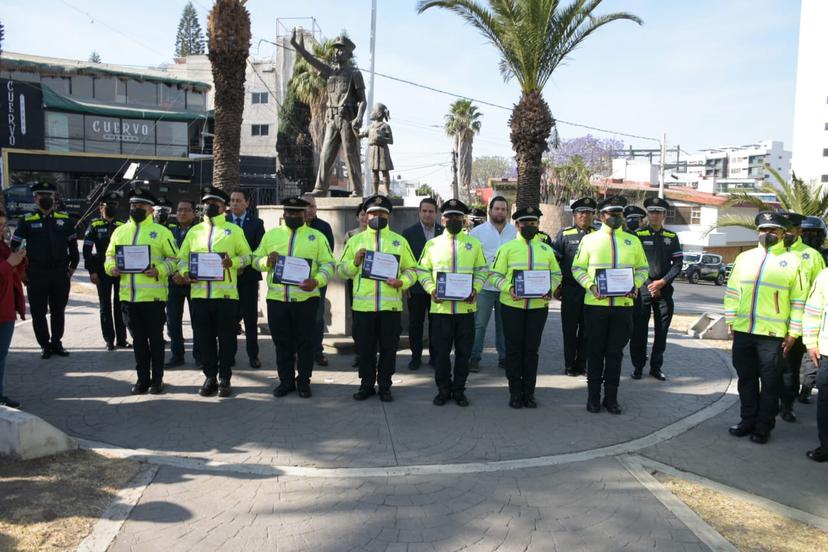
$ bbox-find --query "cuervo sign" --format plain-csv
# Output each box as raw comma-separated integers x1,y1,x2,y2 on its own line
89,118,151,143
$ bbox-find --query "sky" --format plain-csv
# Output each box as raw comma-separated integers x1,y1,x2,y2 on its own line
0,0,802,197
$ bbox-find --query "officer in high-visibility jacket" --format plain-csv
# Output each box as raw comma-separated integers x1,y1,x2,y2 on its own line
572,195,649,415
778,211,826,423
630,197,684,381
104,187,179,395
490,206,563,409
552,197,597,377
724,211,807,444
252,197,335,399
83,191,128,351
418,199,488,407
176,186,253,399
337,194,418,402
801,266,828,462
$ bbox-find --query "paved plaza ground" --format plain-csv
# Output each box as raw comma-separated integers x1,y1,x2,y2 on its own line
3,284,827,551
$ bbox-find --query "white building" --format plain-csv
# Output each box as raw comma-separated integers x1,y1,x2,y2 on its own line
683,141,791,183
792,0,828,185
164,34,301,159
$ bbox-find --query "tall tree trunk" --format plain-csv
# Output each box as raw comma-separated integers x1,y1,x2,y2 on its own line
510,91,554,209
458,132,473,204
207,0,251,190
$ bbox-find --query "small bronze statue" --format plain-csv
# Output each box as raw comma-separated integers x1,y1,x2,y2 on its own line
291,29,366,197
360,103,394,196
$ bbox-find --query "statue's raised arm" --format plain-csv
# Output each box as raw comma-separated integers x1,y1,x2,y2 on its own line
290,29,333,79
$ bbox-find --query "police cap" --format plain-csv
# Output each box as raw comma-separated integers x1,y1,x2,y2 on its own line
598,195,627,212
571,197,597,213
127,187,158,206
512,205,543,222
31,182,57,195
98,191,122,205
282,196,310,211
644,196,671,212
623,205,646,219
755,211,791,230
201,185,230,204
782,212,806,228
364,194,392,214
441,198,470,216
801,216,827,232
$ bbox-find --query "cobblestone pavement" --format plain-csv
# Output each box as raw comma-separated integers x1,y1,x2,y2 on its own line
5,287,824,550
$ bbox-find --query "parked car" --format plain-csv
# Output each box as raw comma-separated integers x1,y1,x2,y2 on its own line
681,252,727,285
725,263,734,279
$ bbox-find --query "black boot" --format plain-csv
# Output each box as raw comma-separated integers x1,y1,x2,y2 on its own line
587,382,601,413
602,386,622,415
199,377,218,397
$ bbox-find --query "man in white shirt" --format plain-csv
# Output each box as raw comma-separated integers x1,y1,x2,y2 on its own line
469,195,516,372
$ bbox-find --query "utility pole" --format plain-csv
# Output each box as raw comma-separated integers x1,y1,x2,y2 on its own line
362,0,377,196
658,131,667,199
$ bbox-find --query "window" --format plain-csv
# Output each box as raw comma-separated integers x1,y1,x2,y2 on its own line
71,76,94,99
45,112,84,152
825,122,828,131
824,149,828,157
159,84,186,110
186,90,206,111
251,92,268,104
251,124,269,136
41,76,70,94
93,78,116,102
823,175,828,183
690,206,702,225
127,80,157,107
156,120,189,158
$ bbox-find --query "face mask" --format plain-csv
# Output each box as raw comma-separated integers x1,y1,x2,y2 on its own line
446,220,464,235
205,204,221,218
103,205,117,219
368,217,388,231
37,196,54,210
130,208,147,223
285,216,304,230
783,233,796,247
626,218,641,232
520,226,538,240
605,215,623,229
759,233,779,249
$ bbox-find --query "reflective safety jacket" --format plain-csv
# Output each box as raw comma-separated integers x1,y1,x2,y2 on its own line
803,268,828,351
337,227,418,312
104,218,179,303
724,243,806,338
787,237,825,288
178,215,253,300
417,231,488,314
252,224,335,303
571,225,649,307
489,236,563,310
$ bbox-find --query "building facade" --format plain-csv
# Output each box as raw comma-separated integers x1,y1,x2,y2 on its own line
792,0,828,184
684,141,791,184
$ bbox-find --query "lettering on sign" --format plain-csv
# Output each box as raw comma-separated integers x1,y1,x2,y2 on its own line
89,119,152,143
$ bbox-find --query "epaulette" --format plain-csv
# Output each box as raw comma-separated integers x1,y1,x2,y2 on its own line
562,228,578,236
662,230,677,238
91,219,106,227
54,212,69,219
636,229,651,236
24,213,41,222
114,220,124,226
168,223,179,229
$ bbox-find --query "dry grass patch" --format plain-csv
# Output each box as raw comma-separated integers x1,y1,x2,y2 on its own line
0,450,141,551
655,472,828,552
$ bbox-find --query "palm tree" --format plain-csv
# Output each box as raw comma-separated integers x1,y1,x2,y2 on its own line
445,99,482,200
289,36,356,173
207,0,251,189
714,166,828,231
417,0,641,209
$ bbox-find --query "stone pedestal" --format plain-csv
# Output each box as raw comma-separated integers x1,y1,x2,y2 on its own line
257,198,421,353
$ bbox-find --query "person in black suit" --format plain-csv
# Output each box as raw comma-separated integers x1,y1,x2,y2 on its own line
303,193,336,367
229,189,266,368
402,197,443,370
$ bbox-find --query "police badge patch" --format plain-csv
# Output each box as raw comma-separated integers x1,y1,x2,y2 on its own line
308,234,316,241
225,229,232,236
465,243,473,250
392,240,401,247
803,253,810,260
664,238,671,245
624,239,632,246
780,260,788,267
149,231,158,239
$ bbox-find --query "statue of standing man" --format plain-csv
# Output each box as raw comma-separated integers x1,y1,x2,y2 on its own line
291,30,366,197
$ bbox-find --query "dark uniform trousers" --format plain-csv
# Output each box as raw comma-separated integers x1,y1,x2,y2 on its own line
96,273,127,344
630,286,674,372
816,356,828,448
353,310,401,391
191,298,238,381
267,298,318,385
166,287,201,362
560,284,588,371
584,305,633,401
407,293,435,361
431,313,475,393
779,338,806,410
237,280,260,360
732,331,782,433
120,301,166,385
501,305,548,397
27,265,71,348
